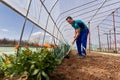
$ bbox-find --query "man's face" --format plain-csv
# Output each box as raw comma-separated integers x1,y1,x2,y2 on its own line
67,19,74,24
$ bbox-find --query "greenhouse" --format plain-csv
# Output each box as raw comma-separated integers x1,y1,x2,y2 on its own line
0,0,120,80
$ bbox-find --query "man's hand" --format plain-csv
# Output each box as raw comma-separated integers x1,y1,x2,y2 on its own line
74,28,80,39
74,35,76,38
72,39,75,45
72,28,80,45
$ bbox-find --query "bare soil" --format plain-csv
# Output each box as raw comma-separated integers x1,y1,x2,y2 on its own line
50,51,120,80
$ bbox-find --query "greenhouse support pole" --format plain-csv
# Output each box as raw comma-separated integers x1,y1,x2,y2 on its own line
88,22,91,53
28,0,45,44
39,0,68,44
17,0,32,56
97,26,101,51
106,34,109,52
112,12,117,53
109,30,111,50
42,0,59,44
55,0,96,26
1,0,63,43
28,25,34,43
104,33,109,52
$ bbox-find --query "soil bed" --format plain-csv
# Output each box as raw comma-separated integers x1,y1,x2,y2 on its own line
50,51,120,80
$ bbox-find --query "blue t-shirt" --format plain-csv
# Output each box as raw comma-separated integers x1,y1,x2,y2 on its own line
71,20,88,31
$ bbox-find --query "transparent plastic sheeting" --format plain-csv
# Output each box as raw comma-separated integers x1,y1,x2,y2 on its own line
1,0,61,41
2,0,120,48
59,0,120,27
58,0,120,44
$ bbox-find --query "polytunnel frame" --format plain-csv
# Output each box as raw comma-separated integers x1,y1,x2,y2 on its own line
96,7,120,53
54,0,107,53
27,0,46,44
1,0,120,55
54,0,120,53
89,7,120,53
39,0,68,45
57,0,119,33
0,0,70,57
0,0,64,43
55,0,97,42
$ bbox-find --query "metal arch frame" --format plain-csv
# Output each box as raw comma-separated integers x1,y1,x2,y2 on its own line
52,0,97,43
56,5,120,52
97,26,101,51
54,1,120,46
96,7,120,28
55,0,97,25
97,8,120,52
1,0,120,52
58,7,118,31
57,7,117,31
57,7,120,39
103,18,120,23
56,0,103,26
103,33,110,52
56,0,119,26
57,0,115,26
1,0,72,60
1,0,64,44
88,0,107,22
56,0,120,32
16,0,32,56
91,7,120,33
27,0,46,43
39,0,68,44
41,0,59,44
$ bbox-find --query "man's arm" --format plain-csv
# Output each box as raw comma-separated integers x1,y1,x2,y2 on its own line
74,28,80,39
72,28,80,44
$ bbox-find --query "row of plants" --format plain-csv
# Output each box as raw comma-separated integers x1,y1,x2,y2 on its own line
0,43,70,80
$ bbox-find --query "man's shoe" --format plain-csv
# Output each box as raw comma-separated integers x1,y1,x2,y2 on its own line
78,54,86,58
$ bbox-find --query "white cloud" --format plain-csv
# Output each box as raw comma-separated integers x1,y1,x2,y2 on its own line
31,32,50,36
31,32,42,36
1,29,9,32
29,31,51,43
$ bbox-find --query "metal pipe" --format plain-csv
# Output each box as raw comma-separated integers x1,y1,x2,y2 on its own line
104,33,110,52
56,7,120,43
17,0,32,56
1,0,63,43
54,0,97,42
27,0,46,44
109,30,111,50
89,0,107,22
39,0,68,44
58,7,120,33
97,26,101,51
112,12,117,53
96,7,120,32
57,0,119,28
42,0,59,44
106,33,110,52
88,22,91,53
28,25,34,43
55,0,96,24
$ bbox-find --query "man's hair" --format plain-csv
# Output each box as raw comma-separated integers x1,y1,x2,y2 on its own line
66,16,73,20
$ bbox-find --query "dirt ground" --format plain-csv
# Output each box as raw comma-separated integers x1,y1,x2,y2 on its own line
50,50,120,80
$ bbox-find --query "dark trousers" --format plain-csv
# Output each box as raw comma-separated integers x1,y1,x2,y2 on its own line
76,29,89,55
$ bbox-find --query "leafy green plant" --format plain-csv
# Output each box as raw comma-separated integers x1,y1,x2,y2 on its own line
0,43,70,80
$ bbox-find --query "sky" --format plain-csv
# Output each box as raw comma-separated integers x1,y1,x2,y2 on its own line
0,0,120,49
0,2,24,40
0,0,59,44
